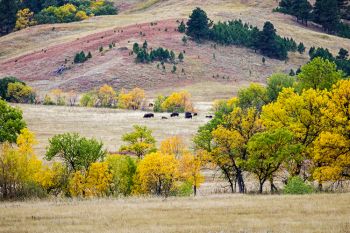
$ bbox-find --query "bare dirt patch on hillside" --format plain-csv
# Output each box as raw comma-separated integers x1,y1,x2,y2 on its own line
0,193,349,233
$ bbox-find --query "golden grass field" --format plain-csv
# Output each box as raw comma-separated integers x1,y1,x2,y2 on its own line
0,193,349,233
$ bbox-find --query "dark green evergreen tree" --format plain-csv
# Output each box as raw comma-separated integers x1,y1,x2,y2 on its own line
297,42,306,54
186,7,211,41
0,0,19,35
292,0,313,25
336,48,349,59
178,20,186,33
314,0,340,33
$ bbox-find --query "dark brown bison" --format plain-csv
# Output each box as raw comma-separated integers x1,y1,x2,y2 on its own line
170,112,179,117
143,113,154,118
185,112,192,119
161,116,168,120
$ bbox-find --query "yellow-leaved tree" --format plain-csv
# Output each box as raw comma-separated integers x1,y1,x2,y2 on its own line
179,153,204,196
261,88,329,176
15,8,36,30
98,84,117,107
313,80,350,184
160,136,187,158
161,91,194,112
118,88,145,110
69,162,112,197
133,152,179,196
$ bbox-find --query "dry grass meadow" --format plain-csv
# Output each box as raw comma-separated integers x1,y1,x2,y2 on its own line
0,193,349,233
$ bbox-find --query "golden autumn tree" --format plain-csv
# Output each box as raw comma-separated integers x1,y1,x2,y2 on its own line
35,162,67,196
179,153,204,196
133,152,179,196
98,84,116,107
261,88,329,176
69,162,112,197
160,136,187,158
118,88,145,110
7,82,36,103
15,8,36,31
312,80,350,184
211,107,263,193
161,91,194,112
0,129,43,199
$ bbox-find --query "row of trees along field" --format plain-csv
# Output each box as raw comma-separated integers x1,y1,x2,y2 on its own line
179,8,303,60
0,0,118,35
0,79,195,112
1,55,350,199
194,56,350,193
275,0,350,38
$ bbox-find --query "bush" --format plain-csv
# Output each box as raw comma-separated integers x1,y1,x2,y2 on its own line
283,176,314,195
0,76,25,100
172,180,193,196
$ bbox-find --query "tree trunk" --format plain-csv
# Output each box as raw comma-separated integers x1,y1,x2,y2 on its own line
237,169,245,193
259,182,264,194
193,185,197,196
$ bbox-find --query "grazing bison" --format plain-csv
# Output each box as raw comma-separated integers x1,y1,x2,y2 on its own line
161,116,168,120
149,103,154,107
185,112,192,119
143,113,154,118
170,112,179,117
206,115,213,119
193,113,198,116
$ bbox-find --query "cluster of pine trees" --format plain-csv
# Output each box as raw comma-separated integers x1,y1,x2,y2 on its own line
74,51,92,63
276,0,350,38
308,47,350,76
133,41,183,64
181,8,302,60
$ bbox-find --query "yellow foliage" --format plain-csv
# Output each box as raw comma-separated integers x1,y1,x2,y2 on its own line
133,152,179,196
161,91,194,112
69,162,112,197
7,82,35,103
118,88,145,110
160,136,187,158
35,162,66,193
312,80,350,183
75,11,88,20
179,153,204,194
16,128,37,156
15,8,36,30
98,84,116,107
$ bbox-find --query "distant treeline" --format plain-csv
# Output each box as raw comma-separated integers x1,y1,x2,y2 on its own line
275,0,350,39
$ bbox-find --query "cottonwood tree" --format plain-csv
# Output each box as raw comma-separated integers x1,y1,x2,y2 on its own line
0,99,26,143
120,125,156,158
45,133,106,172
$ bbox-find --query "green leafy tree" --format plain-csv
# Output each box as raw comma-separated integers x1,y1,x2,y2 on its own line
45,133,106,172
120,125,156,158
297,57,342,91
237,83,269,111
0,76,24,100
106,154,136,196
186,7,211,41
242,129,301,193
283,176,314,194
266,73,296,101
0,99,26,143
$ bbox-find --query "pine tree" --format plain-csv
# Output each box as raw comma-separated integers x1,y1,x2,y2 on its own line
0,0,19,35
142,40,148,50
182,36,188,45
170,51,175,62
297,42,306,54
178,52,184,62
292,0,313,25
314,0,340,33
178,20,186,33
186,7,211,41
337,48,349,59
87,51,92,59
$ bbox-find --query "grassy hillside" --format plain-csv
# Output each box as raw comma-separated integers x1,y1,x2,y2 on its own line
1,193,349,233
1,0,349,98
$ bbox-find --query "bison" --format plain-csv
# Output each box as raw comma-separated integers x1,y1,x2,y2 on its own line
170,112,179,117
206,115,213,119
161,116,168,120
185,112,192,119
193,113,198,116
143,113,154,118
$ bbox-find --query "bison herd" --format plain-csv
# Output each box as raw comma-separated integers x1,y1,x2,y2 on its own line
143,112,213,119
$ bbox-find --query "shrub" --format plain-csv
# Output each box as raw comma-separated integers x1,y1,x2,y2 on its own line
7,82,36,103
283,176,314,194
0,76,25,100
